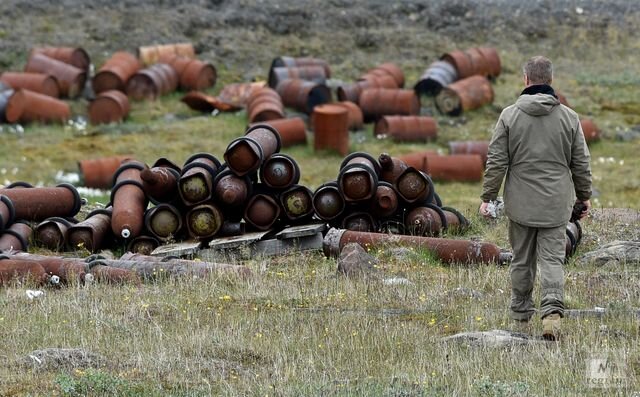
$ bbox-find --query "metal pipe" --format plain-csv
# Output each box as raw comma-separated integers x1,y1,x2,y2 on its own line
0,183,81,221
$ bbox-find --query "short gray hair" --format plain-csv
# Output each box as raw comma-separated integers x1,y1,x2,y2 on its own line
523,56,553,85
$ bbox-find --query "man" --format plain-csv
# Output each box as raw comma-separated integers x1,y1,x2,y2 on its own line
479,56,592,340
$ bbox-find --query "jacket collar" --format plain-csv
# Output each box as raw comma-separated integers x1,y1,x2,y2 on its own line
520,84,557,98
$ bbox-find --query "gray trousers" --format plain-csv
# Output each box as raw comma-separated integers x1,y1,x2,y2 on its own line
508,220,565,320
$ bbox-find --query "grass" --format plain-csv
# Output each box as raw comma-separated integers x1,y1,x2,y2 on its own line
1,22,640,397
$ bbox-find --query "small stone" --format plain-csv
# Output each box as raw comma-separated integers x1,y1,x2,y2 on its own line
441,329,541,347
449,287,484,300
337,243,377,277
577,241,640,266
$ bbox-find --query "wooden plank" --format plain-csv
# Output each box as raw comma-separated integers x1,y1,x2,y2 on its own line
151,241,202,257
276,223,327,239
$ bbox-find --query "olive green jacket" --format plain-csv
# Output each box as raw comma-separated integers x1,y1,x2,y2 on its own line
481,92,592,227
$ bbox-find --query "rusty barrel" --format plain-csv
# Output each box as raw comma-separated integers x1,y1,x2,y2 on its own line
0,257,50,286
374,116,438,142
212,168,252,210
126,63,178,100
441,50,474,80
0,195,16,231
253,118,306,147
185,203,223,240
224,124,281,177
580,118,601,143
0,222,32,252
260,153,300,190
179,153,222,206
365,63,404,88
0,183,81,221
424,153,485,182
334,101,364,131
556,91,571,107
268,66,327,89
88,90,130,125
5,89,70,124
244,193,281,231
127,235,160,256
93,51,141,94
271,56,331,78
138,43,196,65
280,185,314,223
394,167,434,205
324,228,506,264
448,141,490,165
111,160,149,239
145,204,183,241
378,153,409,185
0,72,60,98
337,74,397,104
405,205,446,237
369,181,399,218
35,217,76,251
341,212,377,233
0,85,13,123
440,206,470,234
31,47,90,72
436,75,494,116
24,53,86,98
414,61,458,97
246,87,284,123
476,47,501,78
275,79,331,114
313,104,349,156
359,88,420,122
67,208,112,253
78,155,133,189
338,152,380,203
312,181,345,222
169,57,217,91
141,165,180,204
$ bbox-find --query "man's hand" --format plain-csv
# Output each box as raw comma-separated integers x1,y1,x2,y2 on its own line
578,199,591,219
479,201,491,218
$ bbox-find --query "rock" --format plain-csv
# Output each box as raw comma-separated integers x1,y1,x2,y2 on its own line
615,126,640,142
441,329,541,347
22,348,106,371
337,243,378,277
449,287,484,300
383,277,412,286
577,241,640,266
388,247,414,261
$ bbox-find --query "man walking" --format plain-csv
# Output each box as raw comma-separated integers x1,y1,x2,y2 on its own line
479,56,592,340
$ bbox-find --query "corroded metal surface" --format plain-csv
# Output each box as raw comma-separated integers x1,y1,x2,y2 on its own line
93,51,141,94
0,183,81,221
359,88,420,122
111,160,148,239
436,75,494,116
67,208,112,253
24,52,86,98
126,63,179,100
374,116,438,142
79,155,133,189
0,72,60,98
5,89,70,124
312,104,349,156
88,90,130,125
448,141,490,165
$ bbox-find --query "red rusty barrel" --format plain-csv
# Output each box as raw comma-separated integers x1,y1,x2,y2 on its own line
338,152,380,203
177,58,217,91
138,43,196,65
268,66,327,89
244,193,281,231
369,181,399,218
334,101,364,131
0,72,60,98
145,204,183,242
0,195,15,231
0,221,32,252
337,74,397,105
365,63,404,88
140,165,180,204
374,116,438,142
441,50,474,79
313,104,349,156
67,208,112,253
436,75,494,116
179,153,222,206
270,56,331,78
111,160,149,239
224,124,281,177
260,153,300,190
5,89,70,124
275,79,331,114
464,47,491,78
0,183,81,222
448,141,490,165
31,47,90,72
414,61,458,97
24,53,86,98
88,90,130,125
359,88,420,122
312,181,345,222
126,63,178,100
0,257,50,286
279,185,314,223
78,155,134,189
246,87,284,123
93,51,141,94
580,118,600,143
323,228,507,265
476,47,501,78
253,118,306,147
425,153,485,182
35,217,76,251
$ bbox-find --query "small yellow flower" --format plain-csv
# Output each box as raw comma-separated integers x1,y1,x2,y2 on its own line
475,316,483,321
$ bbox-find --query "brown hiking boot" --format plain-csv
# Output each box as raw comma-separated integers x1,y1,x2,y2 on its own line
542,313,561,341
513,319,532,335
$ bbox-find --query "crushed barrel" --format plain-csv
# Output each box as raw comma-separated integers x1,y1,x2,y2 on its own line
414,61,458,96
